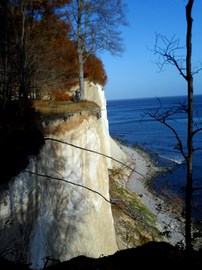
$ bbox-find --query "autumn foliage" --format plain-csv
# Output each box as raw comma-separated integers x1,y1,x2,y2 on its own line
51,89,73,101
0,0,107,103
84,55,107,86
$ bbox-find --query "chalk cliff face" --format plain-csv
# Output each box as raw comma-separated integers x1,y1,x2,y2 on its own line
84,81,127,168
0,83,127,269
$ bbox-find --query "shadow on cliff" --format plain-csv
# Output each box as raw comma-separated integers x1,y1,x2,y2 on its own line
0,241,202,269
0,100,45,185
0,101,201,269
0,100,45,264
0,108,87,267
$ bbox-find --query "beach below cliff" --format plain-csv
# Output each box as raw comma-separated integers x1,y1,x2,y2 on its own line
115,141,185,247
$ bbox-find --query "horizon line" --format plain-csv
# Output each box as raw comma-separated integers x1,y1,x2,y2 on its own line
106,93,202,102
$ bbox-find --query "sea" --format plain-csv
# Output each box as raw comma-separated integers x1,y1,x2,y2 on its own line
106,95,202,223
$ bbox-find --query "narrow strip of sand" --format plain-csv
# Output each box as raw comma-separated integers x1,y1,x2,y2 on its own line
117,142,185,247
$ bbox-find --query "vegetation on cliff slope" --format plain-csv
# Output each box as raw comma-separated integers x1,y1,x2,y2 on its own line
109,168,166,249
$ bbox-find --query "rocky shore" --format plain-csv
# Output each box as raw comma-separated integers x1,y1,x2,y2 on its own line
115,141,185,247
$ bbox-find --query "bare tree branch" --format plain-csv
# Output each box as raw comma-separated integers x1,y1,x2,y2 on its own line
193,127,202,137
64,0,128,99
44,137,144,177
153,33,187,80
25,169,113,204
192,187,202,191
150,0,202,252
143,99,189,161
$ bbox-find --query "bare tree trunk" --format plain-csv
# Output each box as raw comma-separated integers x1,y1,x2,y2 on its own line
77,0,85,100
185,0,194,252
19,48,28,101
19,2,28,101
78,40,85,100
2,0,10,108
66,0,127,100
151,0,199,251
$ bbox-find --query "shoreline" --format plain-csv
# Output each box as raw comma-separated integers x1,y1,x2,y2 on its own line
116,141,185,247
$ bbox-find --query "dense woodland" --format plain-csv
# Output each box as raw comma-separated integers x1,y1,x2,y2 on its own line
0,0,109,183
0,0,107,105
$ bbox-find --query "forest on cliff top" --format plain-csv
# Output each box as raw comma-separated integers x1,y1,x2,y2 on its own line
0,0,107,104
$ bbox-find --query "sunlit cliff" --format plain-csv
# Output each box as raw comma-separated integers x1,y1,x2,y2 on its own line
0,82,128,269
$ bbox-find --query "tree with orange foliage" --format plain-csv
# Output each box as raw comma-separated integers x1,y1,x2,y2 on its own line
0,0,57,101
84,55,107,86
64,0,127,100
0,0,109,102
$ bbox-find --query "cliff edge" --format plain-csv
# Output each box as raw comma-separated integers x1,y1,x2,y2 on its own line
0,82,128,269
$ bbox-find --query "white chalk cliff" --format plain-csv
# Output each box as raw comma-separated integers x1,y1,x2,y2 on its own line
0,82,128,269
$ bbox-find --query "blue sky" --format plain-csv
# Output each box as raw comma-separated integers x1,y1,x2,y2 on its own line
101,0,202,101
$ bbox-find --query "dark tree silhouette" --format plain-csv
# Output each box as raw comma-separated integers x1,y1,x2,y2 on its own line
151,0,202,251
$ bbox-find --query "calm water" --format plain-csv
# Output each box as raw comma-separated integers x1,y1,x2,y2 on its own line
107,95,202,221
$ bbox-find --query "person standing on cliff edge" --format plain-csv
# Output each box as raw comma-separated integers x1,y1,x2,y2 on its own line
75,89,80,102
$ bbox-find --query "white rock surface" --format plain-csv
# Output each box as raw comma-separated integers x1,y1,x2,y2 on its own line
0,83,128,269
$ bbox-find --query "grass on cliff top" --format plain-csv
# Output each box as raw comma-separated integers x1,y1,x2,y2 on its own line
33,99,100,117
